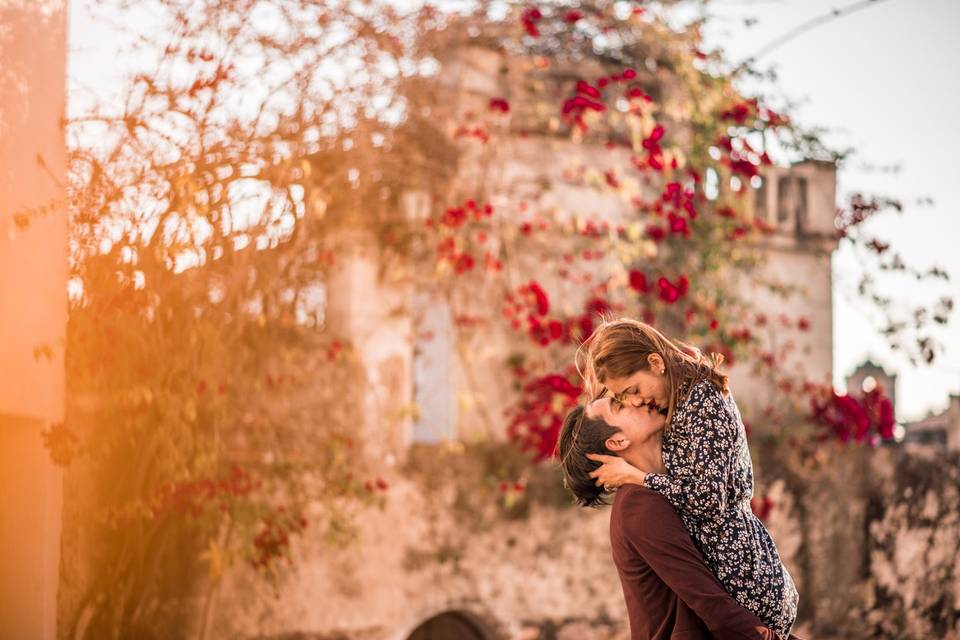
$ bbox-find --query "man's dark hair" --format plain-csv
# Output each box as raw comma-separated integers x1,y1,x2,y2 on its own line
557,404,620,508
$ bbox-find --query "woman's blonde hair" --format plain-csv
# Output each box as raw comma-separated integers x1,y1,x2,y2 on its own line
575,317,729,429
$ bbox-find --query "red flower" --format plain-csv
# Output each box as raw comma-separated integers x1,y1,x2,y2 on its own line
645,225,666,243
629,270,649,293
751,495,774,521
576,79,601,99
454,253,475,274
525,281,550,316
563,9,583,23
627,86,652,102
506,367,583,461
489,97,510,113
668,212,690,237
548,319,565,340
721,101,754,125
521,7,543,37
657,275,689,304
441,206,467,227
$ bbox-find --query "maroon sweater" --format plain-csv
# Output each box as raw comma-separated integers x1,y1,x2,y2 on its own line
610,484,781,640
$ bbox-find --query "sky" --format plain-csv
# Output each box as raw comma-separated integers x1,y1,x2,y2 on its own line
695,0,960,420
67,0,960,421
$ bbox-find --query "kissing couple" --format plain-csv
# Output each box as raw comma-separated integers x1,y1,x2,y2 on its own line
559,318,804,640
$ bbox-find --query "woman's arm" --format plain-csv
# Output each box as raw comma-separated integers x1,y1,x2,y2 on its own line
643,380,737,520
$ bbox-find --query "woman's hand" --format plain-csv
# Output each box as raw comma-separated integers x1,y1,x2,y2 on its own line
586,453,648,490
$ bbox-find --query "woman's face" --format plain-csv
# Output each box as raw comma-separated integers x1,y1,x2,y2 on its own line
602,363,670,414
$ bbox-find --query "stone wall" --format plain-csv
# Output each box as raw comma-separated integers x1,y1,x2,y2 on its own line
757,444,960,639
198,444,959,640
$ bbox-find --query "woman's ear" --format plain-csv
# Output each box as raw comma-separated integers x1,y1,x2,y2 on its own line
605,435,631,452
648,352,665,374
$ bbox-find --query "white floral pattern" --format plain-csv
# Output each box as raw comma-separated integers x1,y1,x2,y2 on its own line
644,378,799,639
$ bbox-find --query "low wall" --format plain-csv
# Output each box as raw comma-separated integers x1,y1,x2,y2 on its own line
758,445,960,639
160,445,960,639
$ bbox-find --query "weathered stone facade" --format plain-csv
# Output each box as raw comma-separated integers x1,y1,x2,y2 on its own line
196,443,960,639
757,445,960,639
197,43,960,640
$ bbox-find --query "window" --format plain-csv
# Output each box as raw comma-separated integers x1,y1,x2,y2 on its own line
411,291,457,443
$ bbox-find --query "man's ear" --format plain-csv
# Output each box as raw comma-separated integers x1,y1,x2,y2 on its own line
605,435,631,452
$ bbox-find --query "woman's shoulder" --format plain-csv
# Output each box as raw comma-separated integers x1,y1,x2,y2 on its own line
679,377,726,406
676,378,736,433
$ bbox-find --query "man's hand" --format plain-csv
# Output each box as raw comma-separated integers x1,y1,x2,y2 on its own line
586,453,647,490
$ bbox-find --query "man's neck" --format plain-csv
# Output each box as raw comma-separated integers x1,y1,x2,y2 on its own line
621,429,665,475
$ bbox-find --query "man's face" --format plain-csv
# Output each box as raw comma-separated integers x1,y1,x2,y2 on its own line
585,395,666,450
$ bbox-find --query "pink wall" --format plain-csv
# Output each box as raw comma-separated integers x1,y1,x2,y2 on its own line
0,1,68,638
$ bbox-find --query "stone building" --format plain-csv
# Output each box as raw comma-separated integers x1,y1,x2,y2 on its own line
903,393,960,451
200,44,873,640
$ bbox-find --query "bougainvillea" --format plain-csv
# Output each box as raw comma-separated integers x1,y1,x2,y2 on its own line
506,367,583,462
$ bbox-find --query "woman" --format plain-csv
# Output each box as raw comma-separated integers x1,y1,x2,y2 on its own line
578,317,798,640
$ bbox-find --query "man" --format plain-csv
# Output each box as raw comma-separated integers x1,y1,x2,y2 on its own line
558,398,788,640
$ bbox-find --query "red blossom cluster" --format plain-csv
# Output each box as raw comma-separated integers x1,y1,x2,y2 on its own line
574,296,614,343
657,275,689,303
646,181,698,238
489,97,510,113
627,270,689,304
750,494,774,521
428,200,495,275
250,505,308,571
715,135,771,179
436,199,494,229
506,369,582,461
150,465,259,518
453,125,490,143
808,384,896,445
364,476,390,492
562,79,607,131
521,6,543,37
632,123,669,172
503,280,567,346
503,280,613,348
720,98,789,128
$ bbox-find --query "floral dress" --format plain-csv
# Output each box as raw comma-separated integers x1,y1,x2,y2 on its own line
643,378,799,639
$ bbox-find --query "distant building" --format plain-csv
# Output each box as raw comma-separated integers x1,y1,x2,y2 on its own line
844,359,960,452
902,393,960,451
845,359,898,413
